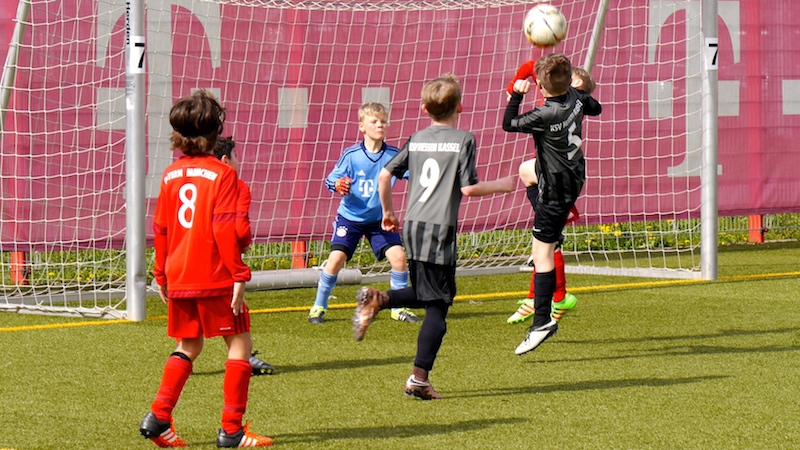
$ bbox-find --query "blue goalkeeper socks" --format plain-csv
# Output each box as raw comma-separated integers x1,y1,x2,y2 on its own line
390,269,408,291
313,271,337,309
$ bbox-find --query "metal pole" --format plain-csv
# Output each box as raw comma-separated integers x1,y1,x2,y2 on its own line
0,0,31,133
583,0,610,73
125,0,147,320
700,0,719,280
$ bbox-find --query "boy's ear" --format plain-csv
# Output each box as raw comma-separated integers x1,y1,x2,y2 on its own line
220,154,231,165
456,103,463,113
421,104,428,115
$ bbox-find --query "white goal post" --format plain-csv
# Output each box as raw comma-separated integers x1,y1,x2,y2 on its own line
0,0,718,319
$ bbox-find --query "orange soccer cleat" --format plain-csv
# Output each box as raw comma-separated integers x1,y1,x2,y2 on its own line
216,422,274,448
139,412,187,448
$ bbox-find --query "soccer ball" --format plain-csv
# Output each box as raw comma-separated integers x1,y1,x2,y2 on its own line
523,4,568,48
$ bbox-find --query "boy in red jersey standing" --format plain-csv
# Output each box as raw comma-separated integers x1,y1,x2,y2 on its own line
139,90,273,448
213,136,274,376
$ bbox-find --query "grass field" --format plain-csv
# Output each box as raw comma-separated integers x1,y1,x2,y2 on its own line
1,242,799,449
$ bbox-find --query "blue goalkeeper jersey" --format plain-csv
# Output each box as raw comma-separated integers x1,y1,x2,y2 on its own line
325,141,404,223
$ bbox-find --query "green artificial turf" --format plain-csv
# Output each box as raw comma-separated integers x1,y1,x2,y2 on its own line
1,242,799,449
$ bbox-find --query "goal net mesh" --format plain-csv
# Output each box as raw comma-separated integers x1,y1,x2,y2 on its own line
0,0,701,317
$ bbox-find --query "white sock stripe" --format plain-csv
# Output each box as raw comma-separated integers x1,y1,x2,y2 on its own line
160,428,177,442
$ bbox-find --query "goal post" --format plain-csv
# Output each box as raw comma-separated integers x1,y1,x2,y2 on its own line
126,0,147,321
1,0,718,319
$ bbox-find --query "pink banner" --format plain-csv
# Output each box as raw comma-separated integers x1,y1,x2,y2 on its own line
1,1,799,250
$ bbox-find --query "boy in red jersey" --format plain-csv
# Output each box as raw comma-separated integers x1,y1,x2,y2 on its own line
213,137,275,376
139,90,273,448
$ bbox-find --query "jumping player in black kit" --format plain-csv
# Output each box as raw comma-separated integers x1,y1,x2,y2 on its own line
351,73,515,399
503,53,602,355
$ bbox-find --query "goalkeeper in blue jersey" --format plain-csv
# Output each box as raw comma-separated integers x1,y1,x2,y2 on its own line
307,102,419,325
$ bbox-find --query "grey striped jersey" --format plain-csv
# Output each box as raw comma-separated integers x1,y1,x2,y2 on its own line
503,86,602,205
384,125,479,266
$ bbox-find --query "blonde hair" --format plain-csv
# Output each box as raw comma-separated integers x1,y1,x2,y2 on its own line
421,73,461,122
358,102,389,123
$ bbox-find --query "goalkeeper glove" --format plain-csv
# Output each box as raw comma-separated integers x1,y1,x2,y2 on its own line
506,60,538,98
334,177,353,195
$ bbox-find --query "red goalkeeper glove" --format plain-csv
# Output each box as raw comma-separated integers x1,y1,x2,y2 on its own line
506,60,538,97
565,206,580,224
334,177,353,195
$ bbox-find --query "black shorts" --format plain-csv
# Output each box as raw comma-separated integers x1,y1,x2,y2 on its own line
532,201,575,244
409,260,456,304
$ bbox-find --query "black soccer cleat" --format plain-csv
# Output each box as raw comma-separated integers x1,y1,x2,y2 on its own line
139,411,186,447
249,351,275,376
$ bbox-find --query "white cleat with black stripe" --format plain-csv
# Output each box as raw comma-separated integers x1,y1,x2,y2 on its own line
515,319,558,355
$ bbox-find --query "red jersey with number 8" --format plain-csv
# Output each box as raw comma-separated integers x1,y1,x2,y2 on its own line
153,154,251,298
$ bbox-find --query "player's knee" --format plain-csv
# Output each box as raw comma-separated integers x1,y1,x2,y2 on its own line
384,245,407,270
325,250,349,272
170,351,193,363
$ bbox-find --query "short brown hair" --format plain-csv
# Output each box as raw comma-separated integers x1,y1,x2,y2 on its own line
572,67,596,95
169,89,225,156
421,73,461,122
535,53,572,96
358,102,389,123
213,136,235,160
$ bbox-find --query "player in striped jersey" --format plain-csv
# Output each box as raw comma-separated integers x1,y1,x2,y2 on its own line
352,74,515,399
508,65,597,325
503,53,602,356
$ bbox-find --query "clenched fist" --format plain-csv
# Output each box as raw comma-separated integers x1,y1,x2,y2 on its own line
506,60,537,99
335,177,353,195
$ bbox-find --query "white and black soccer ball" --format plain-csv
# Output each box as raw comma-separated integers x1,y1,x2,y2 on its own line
523,4,568,48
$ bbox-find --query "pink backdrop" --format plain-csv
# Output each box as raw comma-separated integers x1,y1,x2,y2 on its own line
1,1,799,250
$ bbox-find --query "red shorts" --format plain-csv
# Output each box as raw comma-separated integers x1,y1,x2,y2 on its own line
167,295,251,339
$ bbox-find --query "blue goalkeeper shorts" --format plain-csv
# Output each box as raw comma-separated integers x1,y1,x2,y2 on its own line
329,215,402,261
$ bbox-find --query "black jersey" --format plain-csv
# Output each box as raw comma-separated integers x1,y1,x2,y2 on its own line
503,86,602,205
384,125,480,266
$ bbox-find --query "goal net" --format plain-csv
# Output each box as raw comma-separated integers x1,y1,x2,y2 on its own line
0,0,703,318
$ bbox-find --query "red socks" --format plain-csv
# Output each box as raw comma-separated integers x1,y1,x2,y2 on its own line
221,359,252,434
528,249,567,302
150,355,252,435
553,249,566,302
151,355,193,422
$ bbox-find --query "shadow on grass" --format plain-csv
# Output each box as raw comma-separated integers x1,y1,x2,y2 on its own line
534,343,800,365
274,356,411,374
192,356,411,376
559,326,800,345
270,417,528,444
450,375,729,399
